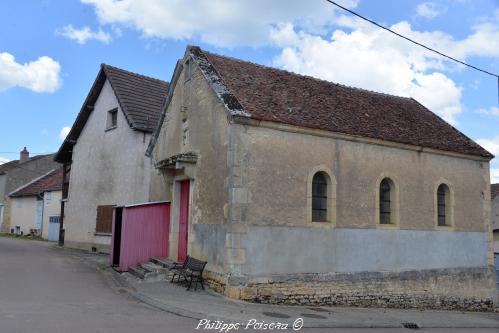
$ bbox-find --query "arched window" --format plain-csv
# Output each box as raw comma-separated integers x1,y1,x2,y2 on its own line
379,178,394,224
437,184,451,226
312,172,328,222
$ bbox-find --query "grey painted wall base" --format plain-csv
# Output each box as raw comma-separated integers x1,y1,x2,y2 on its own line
243,226,489,276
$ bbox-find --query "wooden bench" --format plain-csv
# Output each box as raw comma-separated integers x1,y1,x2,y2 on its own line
170,256,207,291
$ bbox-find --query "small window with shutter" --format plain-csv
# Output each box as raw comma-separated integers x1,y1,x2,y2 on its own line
95,205,114,234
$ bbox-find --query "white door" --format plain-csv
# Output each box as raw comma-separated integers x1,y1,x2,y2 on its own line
35,200,43,232
48,216,60,242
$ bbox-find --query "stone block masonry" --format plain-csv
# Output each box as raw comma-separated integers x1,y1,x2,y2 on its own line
203,267,497,311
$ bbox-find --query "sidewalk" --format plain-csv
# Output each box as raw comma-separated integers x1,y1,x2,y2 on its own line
68,248,499,329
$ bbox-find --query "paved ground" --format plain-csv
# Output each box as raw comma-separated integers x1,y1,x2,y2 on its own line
1,236,498,333
0,237,197,333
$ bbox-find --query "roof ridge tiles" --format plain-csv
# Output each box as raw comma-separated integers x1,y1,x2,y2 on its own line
190,45,492,159
102,64,168,85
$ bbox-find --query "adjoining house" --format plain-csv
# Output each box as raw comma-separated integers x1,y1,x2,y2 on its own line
492,184,499,269
54,64,169,253
0,148,59,234
8,168,63,240
146,45,497,310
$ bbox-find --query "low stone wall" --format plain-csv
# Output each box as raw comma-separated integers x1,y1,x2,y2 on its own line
222,267,497,311
203,270,227,294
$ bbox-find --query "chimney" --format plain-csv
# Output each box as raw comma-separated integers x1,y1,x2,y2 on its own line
20,147,29,163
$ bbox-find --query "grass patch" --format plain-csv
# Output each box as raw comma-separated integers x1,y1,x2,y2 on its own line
0,233,46,241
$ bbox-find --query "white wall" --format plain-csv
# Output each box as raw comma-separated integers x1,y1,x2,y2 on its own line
64,79,153,252
10,196,37,235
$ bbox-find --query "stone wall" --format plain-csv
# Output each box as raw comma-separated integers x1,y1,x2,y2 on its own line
227,267,496,311
150,51,496,311
218,120,497,309
152,58,230,273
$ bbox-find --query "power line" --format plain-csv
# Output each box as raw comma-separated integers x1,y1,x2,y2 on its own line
0,152,50,154
324,0,499,106
324,0,499,78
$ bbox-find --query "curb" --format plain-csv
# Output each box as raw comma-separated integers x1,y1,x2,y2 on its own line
76,251,499,329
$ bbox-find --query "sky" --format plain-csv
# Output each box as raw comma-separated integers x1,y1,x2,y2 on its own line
1,0,499,180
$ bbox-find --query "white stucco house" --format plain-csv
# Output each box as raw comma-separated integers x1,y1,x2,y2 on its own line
9,168,62,241
54,64,169,253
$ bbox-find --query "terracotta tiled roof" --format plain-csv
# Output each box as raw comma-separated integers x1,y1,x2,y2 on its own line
9,168,63,197
492,184,499,200
55,64,169,163
103,65,169,132
0,154,52,175
187,46,491,158
0,160,20,174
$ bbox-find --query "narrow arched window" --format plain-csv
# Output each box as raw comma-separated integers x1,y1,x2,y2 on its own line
437,184,450,226
379,178,393,224
312,172,328,222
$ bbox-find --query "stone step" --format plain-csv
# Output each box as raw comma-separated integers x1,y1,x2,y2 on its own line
141,262,164,272
129,261,172,282
150,257,176,269
128,265,148,279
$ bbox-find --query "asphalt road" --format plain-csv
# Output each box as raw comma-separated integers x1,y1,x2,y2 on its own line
0,237,497,333
0,237,198,333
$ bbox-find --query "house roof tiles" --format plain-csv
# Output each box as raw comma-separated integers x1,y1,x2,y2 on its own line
9,168,63,197
55,64,169,163
188,46,491,159
492,183,499,200
0,154,53,175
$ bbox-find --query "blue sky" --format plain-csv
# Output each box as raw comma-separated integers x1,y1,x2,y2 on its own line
1,0,499,180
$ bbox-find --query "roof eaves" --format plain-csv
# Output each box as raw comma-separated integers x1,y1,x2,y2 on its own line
8,168,57,197
408,98,494,159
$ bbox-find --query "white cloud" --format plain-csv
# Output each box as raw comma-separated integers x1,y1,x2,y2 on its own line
80,0,358,47
476,106,499,116
0,157,10,165
58,25,112,44
0,53,61,93
79,0,499,125
59,126,71,140
477,137,499,156
491,168,499,183
270,14,499,125
271,22,464,124
416,2,443,19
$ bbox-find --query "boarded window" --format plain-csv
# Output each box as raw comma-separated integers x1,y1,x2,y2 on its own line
379,178,392,224
437,184,450,226
312,172,328,222
96,205,114,233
